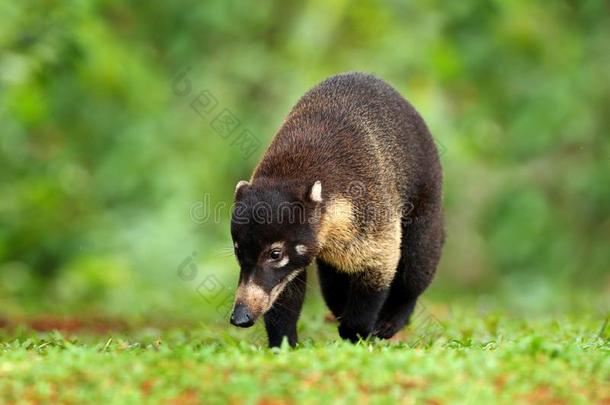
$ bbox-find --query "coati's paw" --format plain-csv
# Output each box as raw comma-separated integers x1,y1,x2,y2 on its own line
267,335,298,348
338,323,372,343
373,320,401,339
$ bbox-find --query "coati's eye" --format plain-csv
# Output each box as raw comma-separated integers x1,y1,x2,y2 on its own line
269,249,283,261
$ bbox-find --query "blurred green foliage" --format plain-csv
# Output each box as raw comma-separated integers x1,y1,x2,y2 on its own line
1,0,609,316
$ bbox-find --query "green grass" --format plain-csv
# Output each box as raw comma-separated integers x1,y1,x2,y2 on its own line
1,303,608,404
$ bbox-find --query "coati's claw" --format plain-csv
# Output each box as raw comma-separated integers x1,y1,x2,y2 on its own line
373,320,400,340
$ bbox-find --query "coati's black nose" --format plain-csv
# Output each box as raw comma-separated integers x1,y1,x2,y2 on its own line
230,303,255,328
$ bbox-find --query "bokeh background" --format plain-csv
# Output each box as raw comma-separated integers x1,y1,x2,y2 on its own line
1,0,609,322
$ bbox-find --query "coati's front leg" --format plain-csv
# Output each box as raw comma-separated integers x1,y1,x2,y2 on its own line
337,272,389,342
263,270,307,348
317,259,351,318
373,291,417,339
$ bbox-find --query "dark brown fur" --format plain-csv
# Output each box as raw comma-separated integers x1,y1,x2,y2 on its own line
230,72,443,346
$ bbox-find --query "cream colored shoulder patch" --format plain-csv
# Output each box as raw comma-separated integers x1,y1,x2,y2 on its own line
317,197,402,288
317,197,355,248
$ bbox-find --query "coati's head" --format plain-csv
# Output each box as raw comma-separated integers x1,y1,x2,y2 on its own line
229,178,323,327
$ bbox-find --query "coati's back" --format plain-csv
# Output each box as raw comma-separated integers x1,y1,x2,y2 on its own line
253,72,442,229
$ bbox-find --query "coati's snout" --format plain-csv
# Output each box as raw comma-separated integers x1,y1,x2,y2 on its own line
229,179,322,327
230,303,254,327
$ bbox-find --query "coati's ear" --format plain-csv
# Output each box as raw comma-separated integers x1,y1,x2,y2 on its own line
308,180,322,203
235,180,250,199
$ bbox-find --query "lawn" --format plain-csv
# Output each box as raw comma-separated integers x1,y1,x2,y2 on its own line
1,301,608,404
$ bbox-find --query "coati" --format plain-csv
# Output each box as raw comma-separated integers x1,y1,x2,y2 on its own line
229,72,443,347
